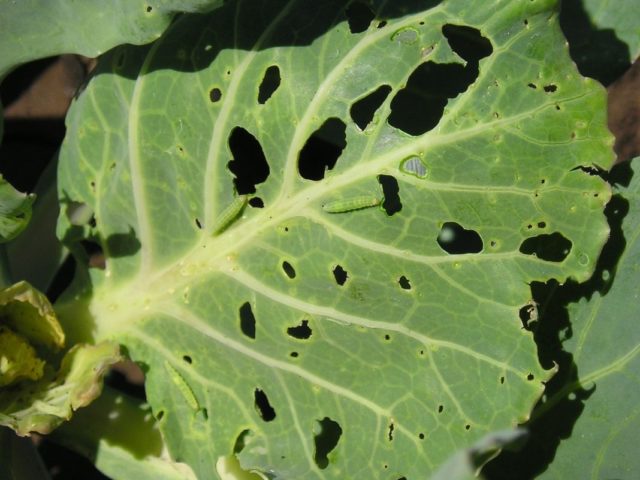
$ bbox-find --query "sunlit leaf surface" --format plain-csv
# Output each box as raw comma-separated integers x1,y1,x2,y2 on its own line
56,0,614,477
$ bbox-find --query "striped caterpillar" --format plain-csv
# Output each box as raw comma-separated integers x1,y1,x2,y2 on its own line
212,195,248,235
322,196,381,214
164,361,199,411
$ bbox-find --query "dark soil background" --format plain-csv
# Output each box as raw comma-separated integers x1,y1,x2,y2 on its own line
0,10,638,480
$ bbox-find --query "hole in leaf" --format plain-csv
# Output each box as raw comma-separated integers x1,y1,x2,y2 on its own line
384,334,391,341
465,424,471,430
287,319,312,339
388,422,395,441
377,20,387,28
401,156,427,177
257,65,281,104
438,405,444,413
345,1,375,33
298,118,347,180
419,433,425,440
332,265,348,286
195,218,202,229
290,351,299,358
537,221,546,228
233,429,251,454
437,222,483,254
519,304,537,330
442,24,493,63
500,376,505,384
527,373,535,381
145,5,152,13
350,85,392,130
156,410,165,420
528,83,537,89
254,389,276,422
239,302,256,339
519,232,572,262
388,61,479,135
200,408,208,420
182,355,192,364
249,197,264,208
378,175,402,215
313,417,342,469
228,127,270,194
209,87,222,102
398,276,411,290
543,84,557,93
282,261,296,279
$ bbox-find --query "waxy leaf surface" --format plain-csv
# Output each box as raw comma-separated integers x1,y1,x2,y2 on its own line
57,0,614,477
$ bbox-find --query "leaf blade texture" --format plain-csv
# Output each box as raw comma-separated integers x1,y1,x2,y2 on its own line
56,0,614,477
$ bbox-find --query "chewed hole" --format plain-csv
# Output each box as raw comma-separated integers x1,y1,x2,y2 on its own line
182,355,192,364
290,351,299,358
287,320,312,340
418,433,425,440
519,232,572,262
543,84,557,93
282,261,296,279
145,5,153,13
398,276,411,290
500,376,505,384
438,405,444,413
298,118,347,181
388,422,395,441
527,373,535,381
442,24,493,63
378,175,402,216
401,156,427,177
249,197,264,208
332,265,348,286
228,127,270,194
437,222,483,254
195,218,202,229
209,87,222,102
313,417,342,469
350,85,392,130
254,388,276,421
388,24,491,136
156,410,165,420
257,65,281,104
239,302,256,339
233,429,251,454
388,61,476,136
345,1,375,33
528,83,537,89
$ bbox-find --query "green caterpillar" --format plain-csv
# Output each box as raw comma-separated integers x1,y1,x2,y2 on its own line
322,196,380,213
164,361,199,411
212,195,247,235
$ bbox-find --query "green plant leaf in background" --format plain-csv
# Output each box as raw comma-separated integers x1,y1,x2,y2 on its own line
581,0,640,61
0,0,225,79
559,0,640,85
533,158,640,478
0,176,34,244
55,0,614,477
0,281,121,436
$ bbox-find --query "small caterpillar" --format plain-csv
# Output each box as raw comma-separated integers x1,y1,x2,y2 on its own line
212,195,247,235
164,361,199,411
322,196,381,214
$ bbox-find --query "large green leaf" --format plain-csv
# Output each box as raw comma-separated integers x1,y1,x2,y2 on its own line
536,159,640,478
582,0,640,61
0,0,224,79
55,0,614,477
